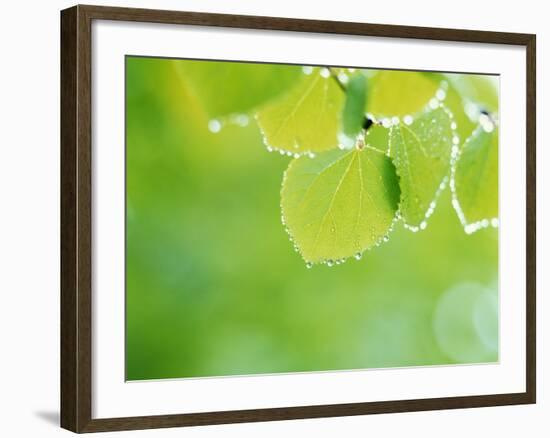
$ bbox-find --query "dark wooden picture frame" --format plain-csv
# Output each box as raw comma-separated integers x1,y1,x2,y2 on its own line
61,4,536,433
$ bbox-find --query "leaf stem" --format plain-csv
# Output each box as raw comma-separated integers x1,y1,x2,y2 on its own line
327,67,346,93
327,67,374,134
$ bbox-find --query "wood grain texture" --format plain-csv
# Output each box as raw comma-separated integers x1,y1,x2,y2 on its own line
525,34,536,404
60,4,536,433
61,5,93,432
60,5,78,432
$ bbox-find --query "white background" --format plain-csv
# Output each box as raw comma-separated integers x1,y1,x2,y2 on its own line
0,0,546,437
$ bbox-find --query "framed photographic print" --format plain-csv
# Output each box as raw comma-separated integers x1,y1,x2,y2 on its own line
60,4,536,433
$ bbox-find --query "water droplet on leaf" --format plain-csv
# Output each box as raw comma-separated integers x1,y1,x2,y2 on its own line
208,119,222,133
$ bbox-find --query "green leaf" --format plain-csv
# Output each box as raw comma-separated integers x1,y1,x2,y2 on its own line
281,147,400,264
365,123,390,154
256,68,345,155
452,126,498,230
175,60,302,118
368,70,439,117
446,74,499,113
423,72,477,141
388,105,455,228
341,74,368,141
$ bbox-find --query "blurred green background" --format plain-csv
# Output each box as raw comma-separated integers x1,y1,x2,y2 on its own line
125,57,498,381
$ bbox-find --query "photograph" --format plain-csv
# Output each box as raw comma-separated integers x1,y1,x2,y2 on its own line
0,0,541,435
125,57,500,381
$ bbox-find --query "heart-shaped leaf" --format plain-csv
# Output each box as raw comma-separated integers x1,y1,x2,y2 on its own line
256,68,345,155
388,105,455,229
281,147,400,265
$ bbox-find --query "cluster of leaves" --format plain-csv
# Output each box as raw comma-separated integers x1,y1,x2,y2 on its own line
177,61,499,266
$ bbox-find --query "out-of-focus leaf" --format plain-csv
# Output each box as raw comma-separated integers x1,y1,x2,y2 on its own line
423,72,477,141
446,74,499,113
367,70,439,117
341,73,368,141
175,59,302,118
256,68,345,155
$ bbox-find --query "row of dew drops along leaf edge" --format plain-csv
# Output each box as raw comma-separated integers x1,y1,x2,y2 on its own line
364,83,499,237
207,67,356,155
204,67,498,267
306,82,455,267
253,66,340,159
279,193,398,270
351,80,455,238
207,113,250,134
400,87,456,234
257,66,355,159
314,74,495,266
450,111,499,234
